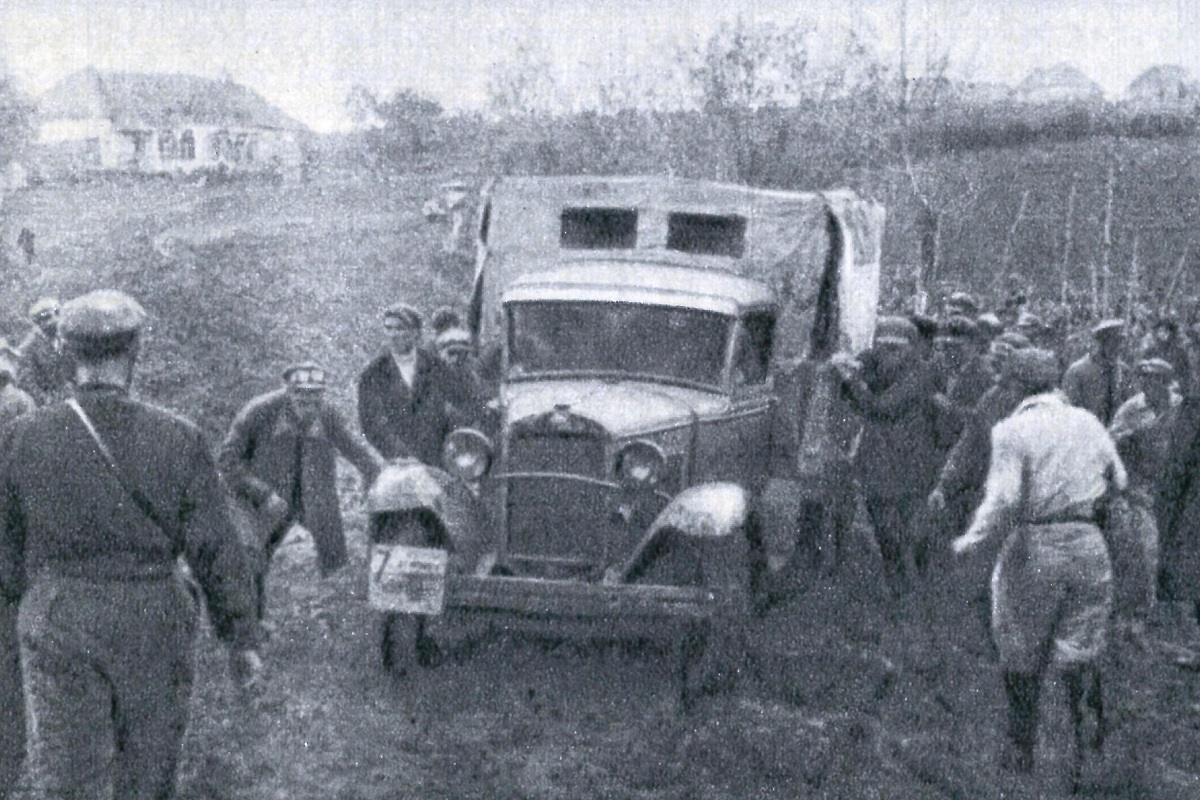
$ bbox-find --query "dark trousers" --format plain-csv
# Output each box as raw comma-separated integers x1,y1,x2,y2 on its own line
0,601,23,800
864,495,920,596
18,574,197,799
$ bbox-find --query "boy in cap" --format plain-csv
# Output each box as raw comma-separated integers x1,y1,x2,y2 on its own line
220,362,383,622
1063,319,1134,425
0,290,261,800
16,296,71,405
357,303,454,464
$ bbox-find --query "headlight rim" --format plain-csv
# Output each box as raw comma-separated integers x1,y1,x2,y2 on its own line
442,427,494,482
614,439,668,488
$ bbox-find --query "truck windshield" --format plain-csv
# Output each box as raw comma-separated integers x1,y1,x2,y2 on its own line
507,301,732,387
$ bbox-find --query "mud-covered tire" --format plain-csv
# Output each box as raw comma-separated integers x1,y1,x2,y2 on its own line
380,613,439,676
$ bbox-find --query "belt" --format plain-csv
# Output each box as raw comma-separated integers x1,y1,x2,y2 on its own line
40,559,176,582
1027,513,1096,526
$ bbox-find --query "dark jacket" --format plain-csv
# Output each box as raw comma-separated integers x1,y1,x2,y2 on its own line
15,329,70,406
1157,396,1200,600
935,353,994,449
1062,353,1133,425
356,348,451,464
0,385,257,648
844,356,943,500
219,389,381,573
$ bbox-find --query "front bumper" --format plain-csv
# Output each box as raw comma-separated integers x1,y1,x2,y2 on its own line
441,573,719,620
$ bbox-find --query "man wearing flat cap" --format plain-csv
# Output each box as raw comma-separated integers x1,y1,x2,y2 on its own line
357,303,454,464
15,296,71,405
0,290,262,799
1105,358,1180,641
833,316,943,597
1062,318,1134,425
221,362,383,622
954,348,1124,785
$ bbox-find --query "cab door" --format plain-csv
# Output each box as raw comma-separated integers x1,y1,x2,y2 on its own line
692,310,775,487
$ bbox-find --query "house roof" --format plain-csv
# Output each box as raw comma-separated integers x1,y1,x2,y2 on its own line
1127,64,1200,100
1016,63,1104,98
38,68,306,132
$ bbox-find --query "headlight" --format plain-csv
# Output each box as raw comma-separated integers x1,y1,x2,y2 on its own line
615,440,666,488
442,428,493,481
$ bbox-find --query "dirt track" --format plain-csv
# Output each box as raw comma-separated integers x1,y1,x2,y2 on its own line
4,176,1200,799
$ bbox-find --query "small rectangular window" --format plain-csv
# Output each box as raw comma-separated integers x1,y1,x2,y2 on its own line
560,207,638,250
667,213,746,258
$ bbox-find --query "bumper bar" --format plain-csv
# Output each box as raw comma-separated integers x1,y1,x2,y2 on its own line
442,574,718,619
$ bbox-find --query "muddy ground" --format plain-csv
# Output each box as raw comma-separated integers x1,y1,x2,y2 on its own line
4,176,1200,799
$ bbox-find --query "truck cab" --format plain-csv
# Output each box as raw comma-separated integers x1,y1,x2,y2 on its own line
367,176,885,704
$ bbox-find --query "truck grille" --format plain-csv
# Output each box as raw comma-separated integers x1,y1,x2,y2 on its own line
505,477,635,567
506,432,607,477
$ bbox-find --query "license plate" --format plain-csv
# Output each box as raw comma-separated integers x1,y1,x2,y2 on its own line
368,544,448,614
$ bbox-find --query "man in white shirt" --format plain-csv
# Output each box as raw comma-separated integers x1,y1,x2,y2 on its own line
953,348,1126,785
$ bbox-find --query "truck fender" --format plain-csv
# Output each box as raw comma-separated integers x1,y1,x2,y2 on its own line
366,460,486,572
614,483,755,608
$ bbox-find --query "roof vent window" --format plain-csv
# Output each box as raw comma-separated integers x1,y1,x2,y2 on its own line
667,213,746,258
560,207,638,250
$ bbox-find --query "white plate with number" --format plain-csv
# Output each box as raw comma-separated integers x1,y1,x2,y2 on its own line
368,544,448,614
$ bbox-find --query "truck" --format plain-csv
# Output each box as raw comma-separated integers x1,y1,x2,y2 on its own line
366,175,885,706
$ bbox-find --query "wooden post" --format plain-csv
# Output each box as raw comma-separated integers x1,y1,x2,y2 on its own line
1126,233,1140,326
997,188,1030,295
1100,159,1115,315
1060,181,1077,307
1165,243,1190,307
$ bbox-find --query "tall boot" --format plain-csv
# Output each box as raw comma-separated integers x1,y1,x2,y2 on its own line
1086,666,1105,753
1064,667,1086,791
1003,671,1041,773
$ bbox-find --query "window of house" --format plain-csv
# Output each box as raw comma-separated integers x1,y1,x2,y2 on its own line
158,130,177,159
732,311,775,386
666,213,747,258
179,130,195,161
560,207,638,250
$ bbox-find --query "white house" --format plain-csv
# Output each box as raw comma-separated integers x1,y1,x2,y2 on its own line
36,69,306,178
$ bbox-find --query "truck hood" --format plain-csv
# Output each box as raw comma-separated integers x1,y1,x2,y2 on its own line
502,379,728,439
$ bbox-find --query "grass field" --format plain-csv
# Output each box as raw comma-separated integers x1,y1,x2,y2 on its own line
4,172,1200,799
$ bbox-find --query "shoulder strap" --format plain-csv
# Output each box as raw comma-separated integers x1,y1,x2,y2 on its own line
66,397,175,541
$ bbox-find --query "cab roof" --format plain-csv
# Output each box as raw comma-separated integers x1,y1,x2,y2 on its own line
503,260,776,316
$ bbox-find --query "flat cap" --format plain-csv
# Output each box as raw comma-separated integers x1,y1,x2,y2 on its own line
946,291,980,316
435,326,472,352
1015,311,1044,331
939,315,979,339
283,362,327,390
383,303,423,330
58,290,146,339
27,297,59,321
908,312,939,341
976,312,1004,337
1137,358,1175,377
874,316,918,346
1008,348,1060,389
1092,318,1125,337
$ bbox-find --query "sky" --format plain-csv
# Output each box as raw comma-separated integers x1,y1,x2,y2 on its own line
2,0,1198,133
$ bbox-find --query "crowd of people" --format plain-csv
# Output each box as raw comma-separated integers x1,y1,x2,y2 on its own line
0,292,491,799
799,286,1200,787
2,280,1200,795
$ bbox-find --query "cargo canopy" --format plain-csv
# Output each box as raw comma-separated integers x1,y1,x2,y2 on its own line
469,175,884,357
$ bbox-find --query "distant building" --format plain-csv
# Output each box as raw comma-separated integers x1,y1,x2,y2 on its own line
1014,63,1105,105
1125,64,1200,108
35,68,306,179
